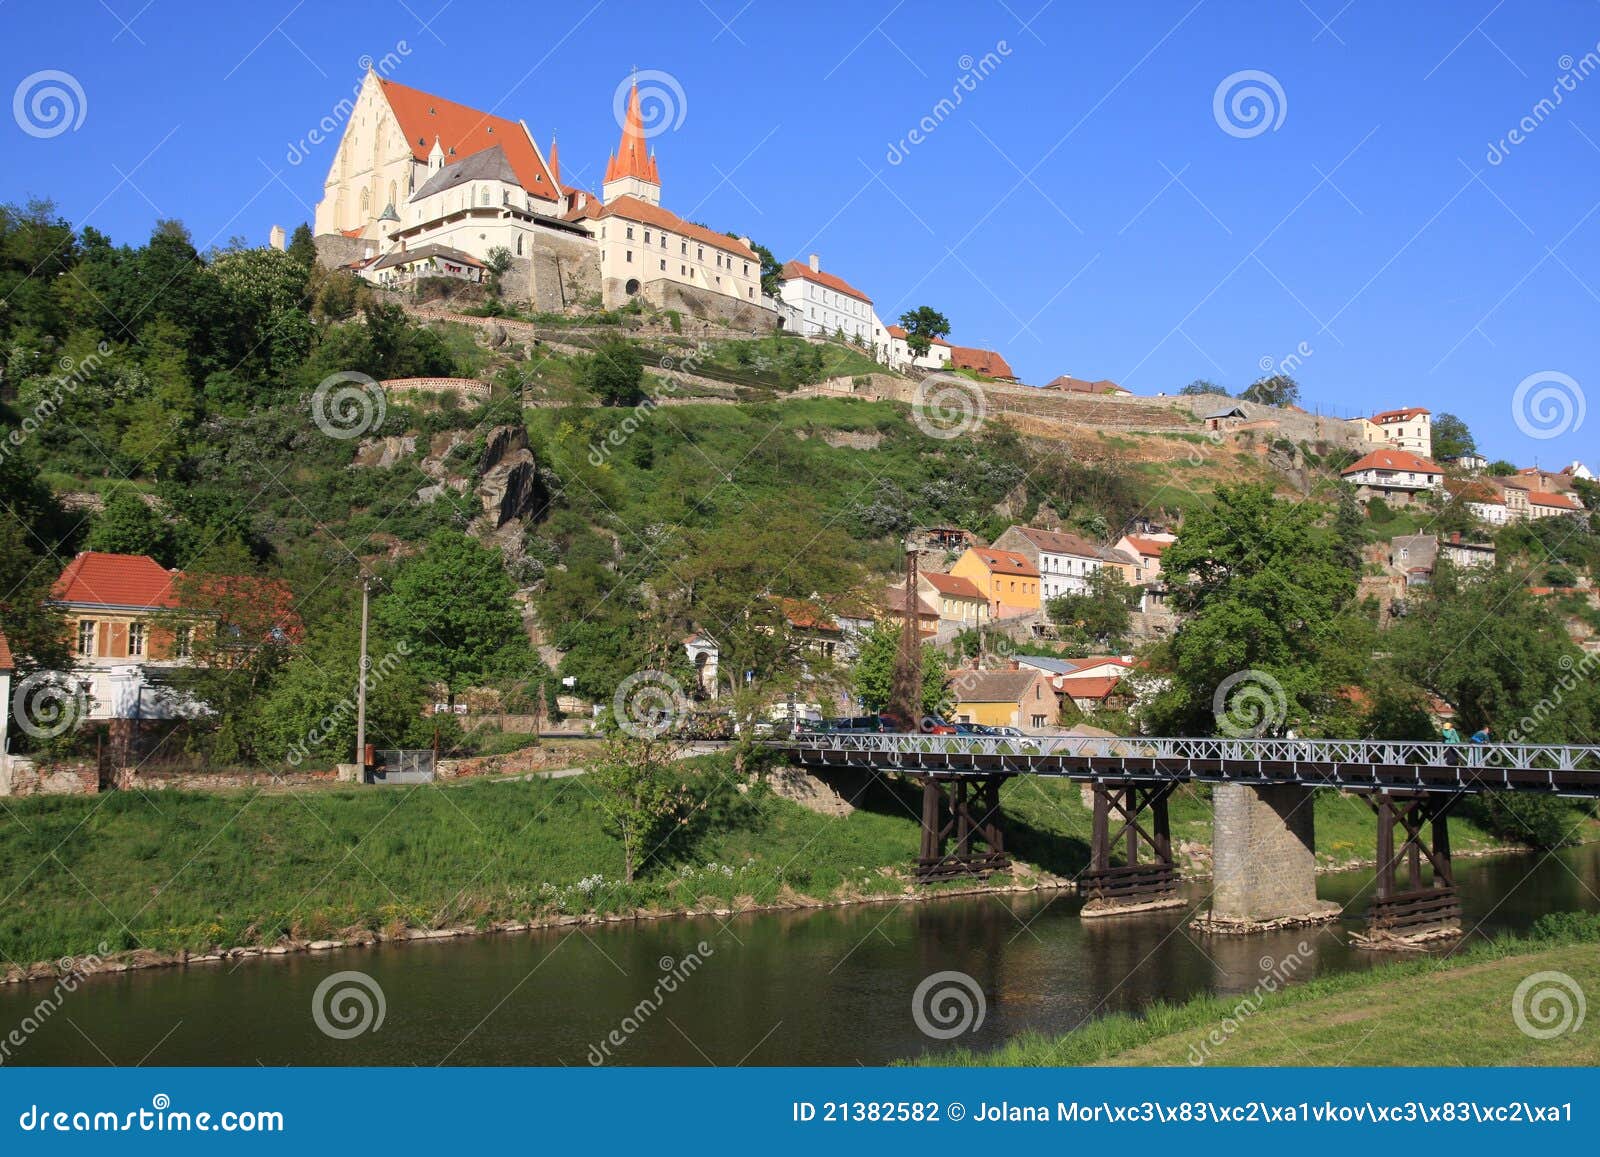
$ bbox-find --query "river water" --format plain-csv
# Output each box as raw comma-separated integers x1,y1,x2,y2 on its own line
4,845,1597,1066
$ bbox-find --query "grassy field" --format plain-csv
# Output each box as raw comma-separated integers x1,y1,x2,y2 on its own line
0,760,1566,970
920,915,1600,1066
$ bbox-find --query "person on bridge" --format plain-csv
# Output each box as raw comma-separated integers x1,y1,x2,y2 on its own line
1441,723,1461,744
1470,725,1493,744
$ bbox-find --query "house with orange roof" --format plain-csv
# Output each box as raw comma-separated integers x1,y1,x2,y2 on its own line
991,525,1122,601
1043,375,1133,397
916,571,990,630
775,254,883,344
1356,407,1431,457
880,324,953,372
948,547,1039,617
47,552,300,725
949,346,1017,382
882,585,939,637
1446,477,1509,525
1340,448,1443,506
1113,534,1172,584
1527,489,1585,520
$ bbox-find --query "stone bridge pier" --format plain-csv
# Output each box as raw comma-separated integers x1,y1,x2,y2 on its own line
1195,783,1340,933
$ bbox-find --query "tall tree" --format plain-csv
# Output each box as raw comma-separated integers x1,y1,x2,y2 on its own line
851,620,950,717
898,305,951,358
375,529,530,702
1431,412,1476,460
1238,373,1300,407
1179,378,1229,396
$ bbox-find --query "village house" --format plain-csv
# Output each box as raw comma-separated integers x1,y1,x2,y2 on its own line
948,346,1017,382
1340,448,1444,506
948,547,1040,617
774,597,843,660
775,255,881,342
1113,534,1172,585
1389,534,1495,583
1202,404,1248,432
879,325,952,372
948,663,1059,730
1446,478,1509,525
882,585,939,636
991,525,1120,601
682,631,719,700
915,571,990,631
1056,675,1128,713
1527,490,1585,520
1357,407,1432,458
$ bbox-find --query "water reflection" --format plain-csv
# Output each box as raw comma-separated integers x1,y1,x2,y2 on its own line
1,845,1595,1066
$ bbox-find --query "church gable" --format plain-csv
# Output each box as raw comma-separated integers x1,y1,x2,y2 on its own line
377,78,559,203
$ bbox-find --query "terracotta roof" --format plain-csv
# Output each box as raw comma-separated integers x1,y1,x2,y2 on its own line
920,572,985,600
883,324,950,346
1342,448,1442,475
598,196,755,259
340,227,365,238
776,597,840,633
50,552,181,611
1371,407,1430,422
1446,478,1503,504
951,668,1051,705
883,586,938,619
1005,526,1104,560
604,82,661,187
966,547,1038,577
1529,490,1583,509
0,629,12,671
1053,675,1121,700
1121,536,1171,558
183,575,305,645
778,260,871,303
378,77,560,201
949,345,1014,379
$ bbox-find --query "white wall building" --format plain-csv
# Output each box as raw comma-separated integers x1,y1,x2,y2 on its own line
777,255,881,341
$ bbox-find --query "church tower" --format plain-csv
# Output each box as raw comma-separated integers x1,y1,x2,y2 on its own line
602,80,662,206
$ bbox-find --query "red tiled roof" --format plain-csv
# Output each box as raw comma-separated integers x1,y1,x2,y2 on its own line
1053,675,1121,700
883,586,938,619
778,260,871,303
949,345,1014,379
776,597,840,633
1371,407,1430,423
1446,478,1503,504
1045,375,1128,394
1529,490,1582,509
1005,526,1104,560
920,572,985,600
883,324,951,346
378,77,560,202
1121,536,1170,557
1342,448,1442,475
0,629,12,670
966,547,1039,577
598,196,755,259
50,552,181,610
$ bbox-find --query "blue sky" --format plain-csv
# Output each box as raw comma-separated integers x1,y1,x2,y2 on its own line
3,0,1596,466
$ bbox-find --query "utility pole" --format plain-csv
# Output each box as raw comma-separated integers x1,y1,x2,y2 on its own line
355,577,371,778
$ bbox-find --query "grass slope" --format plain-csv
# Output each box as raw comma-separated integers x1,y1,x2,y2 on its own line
921,921,1600,1066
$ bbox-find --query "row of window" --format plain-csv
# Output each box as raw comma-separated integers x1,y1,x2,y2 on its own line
76,619,191,659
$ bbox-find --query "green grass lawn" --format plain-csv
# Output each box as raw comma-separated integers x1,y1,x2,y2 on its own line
920,922,1600,1066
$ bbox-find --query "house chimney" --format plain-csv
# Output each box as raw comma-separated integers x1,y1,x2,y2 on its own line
808,253,820,273
1008,659,1019,671
268,224,286,251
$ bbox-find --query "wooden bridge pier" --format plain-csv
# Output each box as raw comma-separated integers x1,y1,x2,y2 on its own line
916,774,1013,882
1362,791,1462,944
1081,782,1182,915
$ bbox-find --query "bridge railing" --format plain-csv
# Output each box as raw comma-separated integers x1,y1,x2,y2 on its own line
775,733,1600,773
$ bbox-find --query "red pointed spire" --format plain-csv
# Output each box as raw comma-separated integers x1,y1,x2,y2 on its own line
548,133,561,189
605,81,660,185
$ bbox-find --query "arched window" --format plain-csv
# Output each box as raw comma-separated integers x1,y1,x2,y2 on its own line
515,234,524,256
388,180,397,208
359,188,370,215
479,186,489,206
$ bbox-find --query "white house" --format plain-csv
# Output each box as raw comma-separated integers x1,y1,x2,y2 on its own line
1358,407,1432,458
991,526,1115,601
880,325,952,372
776,255,880,342
1341,448,1443,506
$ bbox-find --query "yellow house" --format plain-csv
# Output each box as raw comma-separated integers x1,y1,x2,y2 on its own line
948,547,1039,617
947,665,1059,729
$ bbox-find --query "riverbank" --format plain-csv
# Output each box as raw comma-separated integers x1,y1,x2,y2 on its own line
918,913,1600,1066
0,759,1586,982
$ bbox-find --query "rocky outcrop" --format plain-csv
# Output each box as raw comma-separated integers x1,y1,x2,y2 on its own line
477,424,548,527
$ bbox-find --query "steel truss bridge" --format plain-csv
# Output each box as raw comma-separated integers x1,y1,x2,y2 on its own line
772,734,1600,941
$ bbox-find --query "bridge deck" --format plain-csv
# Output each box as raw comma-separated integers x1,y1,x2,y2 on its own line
775,735,1600,798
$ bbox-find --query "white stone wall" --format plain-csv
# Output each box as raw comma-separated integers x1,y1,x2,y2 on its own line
313,72,425,239
596,214,759,309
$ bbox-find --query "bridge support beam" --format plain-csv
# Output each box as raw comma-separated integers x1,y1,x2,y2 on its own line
1196,783,1339,934
915,775,1011,882
1080,782,1184,916
1358,791,1461,948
